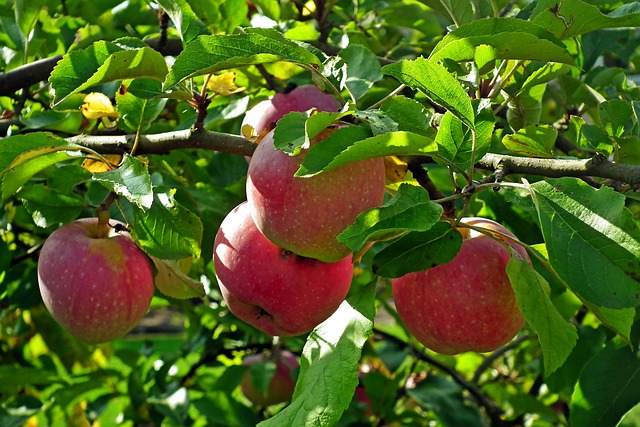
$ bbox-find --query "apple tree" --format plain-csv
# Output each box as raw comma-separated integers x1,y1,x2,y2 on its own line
1,0,640,426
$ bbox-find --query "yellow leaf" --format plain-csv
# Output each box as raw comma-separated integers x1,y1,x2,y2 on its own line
384,155,408,182
82,154,122,173
206,72,246,96
81,92,119,120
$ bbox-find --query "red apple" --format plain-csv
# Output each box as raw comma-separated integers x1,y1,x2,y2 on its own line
246,127,386,262
241,84,341,138
392,217,528,355
241,350,299,407
37,218,155,344
213,202,353,336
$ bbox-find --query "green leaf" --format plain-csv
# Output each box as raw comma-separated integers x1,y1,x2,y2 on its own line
380,95,435,138
132,189,203,259
149,256,205,299
474,44,498,75
436,0,474,26
258,283,375,427
382,58,475,128
435,107,494,171
17,184,85,228
273,111,349,155
570,343,640,427
519,62,572,93
599,99,633,138
407,375,484,426
338,44,383,101
0,132,70,173
586,304,635,344
155,0,207,43
247,361,277,395
116,91,167,133
164,31,322,89
507,84,545,132
531,0,640,39
14,0,47,41
296,130,437,177
0,366,61,391
507,256,578,375
373,222,462,278
50,41,169,105
353,109,398,136
502,124,557,158
545,326,607,394
251,0,281,20
337,184,443,251
429,18,574,64
92,154,153,210
2,149,83,202
530,178,640,309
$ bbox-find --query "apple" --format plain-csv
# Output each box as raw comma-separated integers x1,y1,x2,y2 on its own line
37,218,155,344
241,84,341,138
241,350,299,407
213,202,353,336
392,217,528,355
246,127,386,262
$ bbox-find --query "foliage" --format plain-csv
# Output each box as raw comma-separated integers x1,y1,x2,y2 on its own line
1,0,640,426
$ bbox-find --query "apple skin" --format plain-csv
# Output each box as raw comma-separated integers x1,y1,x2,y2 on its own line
246,128,386,263
213,202,353,336
392,217,528,355
37,218,155,344
241,84,340,137
241,350,299,407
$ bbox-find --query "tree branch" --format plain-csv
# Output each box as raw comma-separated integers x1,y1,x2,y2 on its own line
0,56,63,97
477,153,640,190
66,129,255,156
65,129,640,189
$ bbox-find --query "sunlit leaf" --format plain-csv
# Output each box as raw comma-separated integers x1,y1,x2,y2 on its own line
383,58,475,128
570,343,640,427
507,256,578,375
338,184,443,251
296,131,437,177
258,283,375,427
530,178,640,309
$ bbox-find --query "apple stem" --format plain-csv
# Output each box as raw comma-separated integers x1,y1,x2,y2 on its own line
95,192,117,238
271,336,282,361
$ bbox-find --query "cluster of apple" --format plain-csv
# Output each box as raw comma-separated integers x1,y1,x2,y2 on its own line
216,84,528,354
36,84,528,360
213,85,387,336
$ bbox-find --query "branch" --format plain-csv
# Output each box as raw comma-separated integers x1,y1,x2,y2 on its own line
65,130,640,189
66,129,255,156
477,153,640,190
373,328,507,426
0,56,63,97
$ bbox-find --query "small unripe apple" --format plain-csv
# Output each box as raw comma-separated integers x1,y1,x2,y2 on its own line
241,350,299,407
246,128,386,262
242,84,340,137
392,217,528,355
37,218,155,344
213,202,353,336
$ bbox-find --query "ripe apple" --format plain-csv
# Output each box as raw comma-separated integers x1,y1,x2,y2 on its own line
37,218,155,344
246,127,386,262
241,350,299,407
213,202,353,336
392,217,528,355
241,84,340,138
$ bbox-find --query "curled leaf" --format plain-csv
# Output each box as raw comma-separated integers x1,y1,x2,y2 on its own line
81,92,119,120
206,72,246,96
